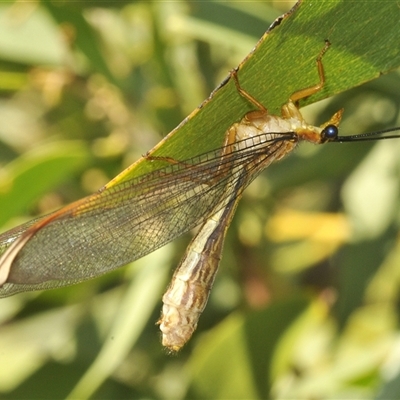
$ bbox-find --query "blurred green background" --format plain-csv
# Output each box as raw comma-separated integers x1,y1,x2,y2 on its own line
0,1,400,399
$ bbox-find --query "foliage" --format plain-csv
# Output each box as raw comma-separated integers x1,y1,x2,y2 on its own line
0,0,400,398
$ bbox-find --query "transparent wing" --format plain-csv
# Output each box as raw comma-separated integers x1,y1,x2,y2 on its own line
0,133,291,297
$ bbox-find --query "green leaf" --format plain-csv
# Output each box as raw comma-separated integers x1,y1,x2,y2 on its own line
188,297,309,399
107,0,400,185
0,141,89,226
0,3,66,66
43,1,117,84
66,246,172,400
376,370,400,400
0,1,400,398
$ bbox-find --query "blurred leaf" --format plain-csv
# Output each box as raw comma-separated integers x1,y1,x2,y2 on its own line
0,1,399,398
0,304,80,392
43,1,117,84
0,141,89,226
335,227,398,329
67,246,172,399
0,3,66,66
376,371,400,400
191,2,277,39
188,297,309,399
342,141,400,239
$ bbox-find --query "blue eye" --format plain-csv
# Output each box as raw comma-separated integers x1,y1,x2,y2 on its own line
322,125,338,141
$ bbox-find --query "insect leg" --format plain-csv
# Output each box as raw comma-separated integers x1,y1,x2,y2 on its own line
230,69,267,112
290,39,331,104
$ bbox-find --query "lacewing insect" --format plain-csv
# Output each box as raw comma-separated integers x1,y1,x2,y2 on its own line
0,41,399,351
